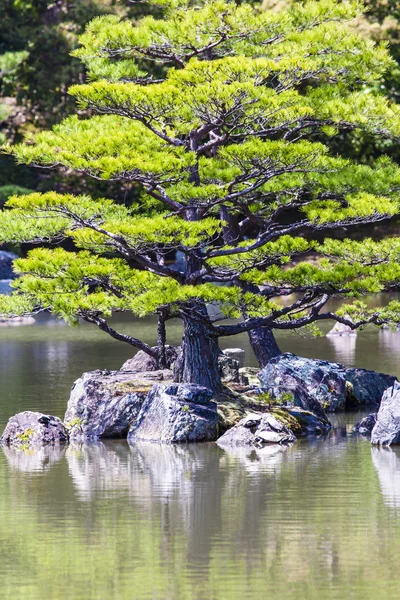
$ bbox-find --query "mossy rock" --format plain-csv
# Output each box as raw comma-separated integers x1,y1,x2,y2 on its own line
216,387,270,433
270,408,303,435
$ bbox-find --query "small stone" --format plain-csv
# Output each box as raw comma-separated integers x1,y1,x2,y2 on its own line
121,346,180,372
353,413,377,435
217,411,296,447
1,411,67,448
255,430,291,444
242,413,262,428
222,348,246,368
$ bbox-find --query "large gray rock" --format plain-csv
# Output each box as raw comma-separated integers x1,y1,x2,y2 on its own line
353,413,377,435
259,353,397,414
128,383,218,443
64,370,161,441
0,250,16,280
285,406,331,436
217,412,296,447
346,368,396,406
1,411,67,447
371,382,400,446
259,353,344,416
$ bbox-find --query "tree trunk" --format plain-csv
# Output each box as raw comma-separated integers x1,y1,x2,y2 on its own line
157,310,167,369
175,311,221,392
248,326,281,368
216,213,281,370
239,281,282,368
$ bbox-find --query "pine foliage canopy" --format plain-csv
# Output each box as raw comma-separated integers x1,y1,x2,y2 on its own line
2,0,400,346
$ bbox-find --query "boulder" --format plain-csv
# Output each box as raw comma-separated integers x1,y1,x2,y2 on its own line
346,368,396,406
283,406,331,436
120,346,180,372
217,412,296,447
258,353,397,414
1,411,67,447
259,353,343,416
371,382,400,446
353,413,377,435
0,250,16,280
64,370,166,441
128,383,219,443
222,348,246,368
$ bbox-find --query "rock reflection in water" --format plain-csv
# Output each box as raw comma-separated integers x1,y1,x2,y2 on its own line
0,430,398,599
2,444,66,473
326,333,357,365
218,443,288,475
371,446,400,510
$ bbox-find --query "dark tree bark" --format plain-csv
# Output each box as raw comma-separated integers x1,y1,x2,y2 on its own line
176,199,222,391
218,208,282,369
179,312,221,392
239,281,282,368
248,326,281,368
157,310,167,369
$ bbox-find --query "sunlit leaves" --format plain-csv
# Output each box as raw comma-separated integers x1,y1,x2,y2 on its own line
3,0,400,333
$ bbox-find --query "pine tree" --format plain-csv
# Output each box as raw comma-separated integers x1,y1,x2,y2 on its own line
2,0,400,390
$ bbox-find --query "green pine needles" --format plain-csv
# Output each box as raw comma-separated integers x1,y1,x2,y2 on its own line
1,0,400,386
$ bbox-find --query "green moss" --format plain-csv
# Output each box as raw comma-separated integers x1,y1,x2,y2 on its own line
66,417,85,430
271,408,303,435
16,428,34,442
216,387,270,433
107,380,155,396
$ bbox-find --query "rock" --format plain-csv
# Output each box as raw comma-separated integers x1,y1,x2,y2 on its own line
128,383,219,443
222,348,246,368
64,370,163,441
326,320,357,337
1,411,67,447
258,353,397,414
346,368,396,406
371,382,400,446
353,413,377,435
238,367,260,387
259,353,343,416
217,411,296,447
284,406,331,436
218,353,240,383
0,316,36,326
120,346,180,372
0,250,17,280
121,346,241,383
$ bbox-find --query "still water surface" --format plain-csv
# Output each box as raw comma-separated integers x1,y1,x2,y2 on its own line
1,315,400,599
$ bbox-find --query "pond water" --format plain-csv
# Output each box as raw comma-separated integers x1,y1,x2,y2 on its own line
1,315,400,599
